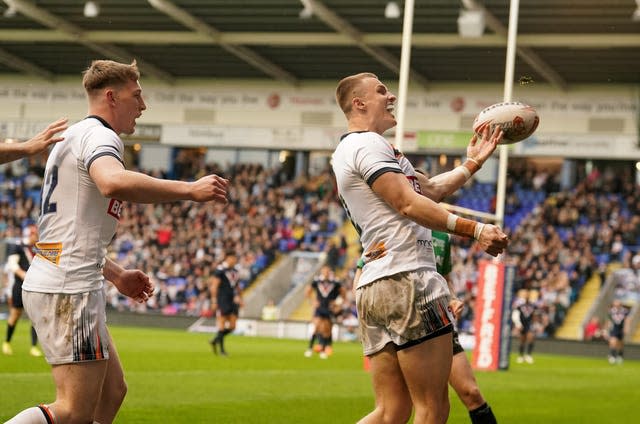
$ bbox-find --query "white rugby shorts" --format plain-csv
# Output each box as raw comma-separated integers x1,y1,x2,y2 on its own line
356,268,453,356
23,289,110,365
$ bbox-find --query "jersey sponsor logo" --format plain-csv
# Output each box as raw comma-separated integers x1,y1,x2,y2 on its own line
34,242,63,265
416,239,433,249
107,198,124,220
405,175,421,194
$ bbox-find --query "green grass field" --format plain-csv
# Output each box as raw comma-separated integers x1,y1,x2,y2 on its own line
1,323,639,423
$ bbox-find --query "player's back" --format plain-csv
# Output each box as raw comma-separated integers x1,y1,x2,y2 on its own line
25,117,124,294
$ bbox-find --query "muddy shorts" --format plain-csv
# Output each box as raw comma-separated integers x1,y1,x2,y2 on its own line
356,268,453,356
23,289,110,365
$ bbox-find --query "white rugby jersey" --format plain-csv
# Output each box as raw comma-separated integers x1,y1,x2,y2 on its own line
23,116,125,294
332,131,436,289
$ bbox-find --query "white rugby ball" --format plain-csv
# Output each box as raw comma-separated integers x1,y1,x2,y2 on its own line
472,101,539,144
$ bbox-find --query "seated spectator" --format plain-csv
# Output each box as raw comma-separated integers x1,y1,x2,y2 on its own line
584,316,604,342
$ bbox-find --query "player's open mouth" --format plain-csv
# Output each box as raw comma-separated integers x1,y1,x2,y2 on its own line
386,104,395,113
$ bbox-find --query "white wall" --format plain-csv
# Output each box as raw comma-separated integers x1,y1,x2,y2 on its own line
1,77,638,158
139,144,172,172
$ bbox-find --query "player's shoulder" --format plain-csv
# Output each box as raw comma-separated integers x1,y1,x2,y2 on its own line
359,132,392,150
86,122,119,142
71,118,120,145
337,131,389,151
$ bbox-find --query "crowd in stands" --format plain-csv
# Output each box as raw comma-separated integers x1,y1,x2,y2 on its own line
0,156,346,317
112,161,346,316
2,155,640,343
449,163,640,338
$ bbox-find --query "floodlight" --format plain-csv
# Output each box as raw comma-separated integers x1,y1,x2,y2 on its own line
457,9,485,38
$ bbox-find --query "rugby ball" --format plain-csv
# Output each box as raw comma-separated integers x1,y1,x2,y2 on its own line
472,101,539,144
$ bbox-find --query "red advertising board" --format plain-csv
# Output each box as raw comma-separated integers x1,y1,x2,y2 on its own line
472,259,508,371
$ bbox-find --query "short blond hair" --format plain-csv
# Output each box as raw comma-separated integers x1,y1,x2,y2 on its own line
335,72,377,116
82,60,140,94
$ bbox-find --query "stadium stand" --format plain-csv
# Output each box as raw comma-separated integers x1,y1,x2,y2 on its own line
2,155,640,347
447,163,640,341
0,158,345,315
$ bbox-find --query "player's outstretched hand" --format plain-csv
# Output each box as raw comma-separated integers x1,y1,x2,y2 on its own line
115,269,155,303
476,224,509,257
24,118,68,155
189,174,229,204
467,125,503,165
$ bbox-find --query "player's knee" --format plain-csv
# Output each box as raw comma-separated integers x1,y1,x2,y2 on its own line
460,384,484,408
414,397,449,424
114,378,128,402
380,400,412,424
383,408,412,424
52,404,94,424
104,377,128,405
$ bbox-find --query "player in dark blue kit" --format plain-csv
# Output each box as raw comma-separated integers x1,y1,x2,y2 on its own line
607,299,629,364
209,252,242,356
2,224,42,357
304,265,345,359
512,290,538,364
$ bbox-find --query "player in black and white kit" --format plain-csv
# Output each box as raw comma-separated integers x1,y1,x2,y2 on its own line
332,72,507,424
210,252,243,356
6,60,229,424
512,290,538,364
304,265,345,358
2,224,43,357
607,299,629,364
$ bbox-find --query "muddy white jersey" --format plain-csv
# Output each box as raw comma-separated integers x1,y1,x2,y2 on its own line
332,131,436,289
23,116,125,294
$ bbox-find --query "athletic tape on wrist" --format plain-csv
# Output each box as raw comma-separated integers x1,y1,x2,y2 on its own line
446,213,479,239
474,222,485,240
467,157,481,167
463,159,481,175
446,213,458,232
456,165,471,180
455,218,476,239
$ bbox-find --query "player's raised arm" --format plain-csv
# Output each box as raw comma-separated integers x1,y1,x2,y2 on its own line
89,155,229,204
0,118,68,164
371,170,508,257
418,125,503,202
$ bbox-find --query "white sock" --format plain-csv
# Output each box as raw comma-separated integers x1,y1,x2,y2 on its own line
5,405,55,424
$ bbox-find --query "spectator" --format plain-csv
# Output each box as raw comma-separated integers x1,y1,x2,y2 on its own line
584,316,604,342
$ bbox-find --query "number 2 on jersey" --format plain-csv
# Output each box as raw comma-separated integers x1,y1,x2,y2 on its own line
40,165,58,215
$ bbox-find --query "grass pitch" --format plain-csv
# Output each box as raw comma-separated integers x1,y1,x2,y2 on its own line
1,322,639,423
